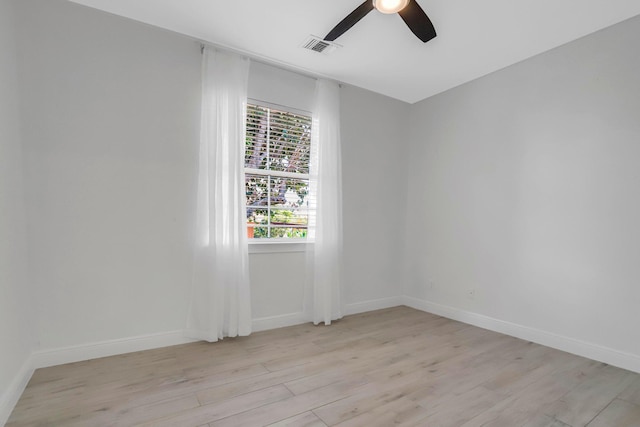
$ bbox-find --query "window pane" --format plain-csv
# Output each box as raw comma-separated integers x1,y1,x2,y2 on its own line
245,105,269,169
270,227,308,239
271,208,308,227
245,174,269,208
251,227,269,239
246,208,268,225
268,110,311,173
245,103,311,241
270,177,309,208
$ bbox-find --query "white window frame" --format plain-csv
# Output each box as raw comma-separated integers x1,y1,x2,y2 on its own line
245,99,312,253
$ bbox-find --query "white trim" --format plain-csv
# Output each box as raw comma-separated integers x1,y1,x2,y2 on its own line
248,240,308,253
252,312,307,332
31,331,197,369
251,297,404,332
25,300,401,372
0,356,34,426
344,296,403,315
4,298,636,427
245,167,309,180
401,296,640,374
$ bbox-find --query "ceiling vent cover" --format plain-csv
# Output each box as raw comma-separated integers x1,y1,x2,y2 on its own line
301,36,340,55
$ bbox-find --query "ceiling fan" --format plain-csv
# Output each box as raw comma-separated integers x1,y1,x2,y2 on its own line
324,0,437,43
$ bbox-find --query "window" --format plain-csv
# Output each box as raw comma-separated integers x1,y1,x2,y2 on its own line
245,102,312,240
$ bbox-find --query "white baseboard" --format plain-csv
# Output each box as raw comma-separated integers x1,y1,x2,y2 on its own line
251,296,403,332
252,312,307,332
27,298,404,371
1,302,397,423
10,296,637,424
31,331,197,369
402,296,640,374
0,297,400,423
345,296,403,315
0,356,34,426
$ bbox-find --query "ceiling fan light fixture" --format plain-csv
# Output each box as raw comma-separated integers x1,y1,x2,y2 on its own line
373,0,410,14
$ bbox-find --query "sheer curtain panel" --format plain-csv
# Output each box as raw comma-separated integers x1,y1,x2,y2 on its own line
186,47,252,342
306,79,344,325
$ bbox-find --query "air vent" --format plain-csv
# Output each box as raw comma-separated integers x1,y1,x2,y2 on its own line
301,36,340,55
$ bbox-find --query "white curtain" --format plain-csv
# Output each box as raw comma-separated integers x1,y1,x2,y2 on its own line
186,47,252,342
306,79,344,325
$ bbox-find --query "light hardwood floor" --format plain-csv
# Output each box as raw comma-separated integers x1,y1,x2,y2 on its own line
8,307,640,426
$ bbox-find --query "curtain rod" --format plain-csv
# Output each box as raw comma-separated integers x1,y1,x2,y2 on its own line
198,42,344,88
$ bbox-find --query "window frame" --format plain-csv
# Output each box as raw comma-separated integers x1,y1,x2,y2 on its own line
245,99,313,249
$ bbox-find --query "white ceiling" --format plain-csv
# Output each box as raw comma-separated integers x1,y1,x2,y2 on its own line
69,0,640,104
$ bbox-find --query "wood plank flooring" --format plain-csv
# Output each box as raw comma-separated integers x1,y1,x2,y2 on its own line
7,307,640,426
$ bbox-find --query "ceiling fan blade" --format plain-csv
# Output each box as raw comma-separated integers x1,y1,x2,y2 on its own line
398,0,437,43
324,0,375,41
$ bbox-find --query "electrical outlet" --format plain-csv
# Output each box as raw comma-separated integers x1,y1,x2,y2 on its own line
467,289,475,300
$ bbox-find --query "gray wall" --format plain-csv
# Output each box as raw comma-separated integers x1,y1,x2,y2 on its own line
0,0,34,413
404,15,640,357
13,0,409,350
15,0,202,349
341,85,409,304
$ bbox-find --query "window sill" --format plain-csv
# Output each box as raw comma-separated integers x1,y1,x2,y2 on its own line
248,239,310,254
